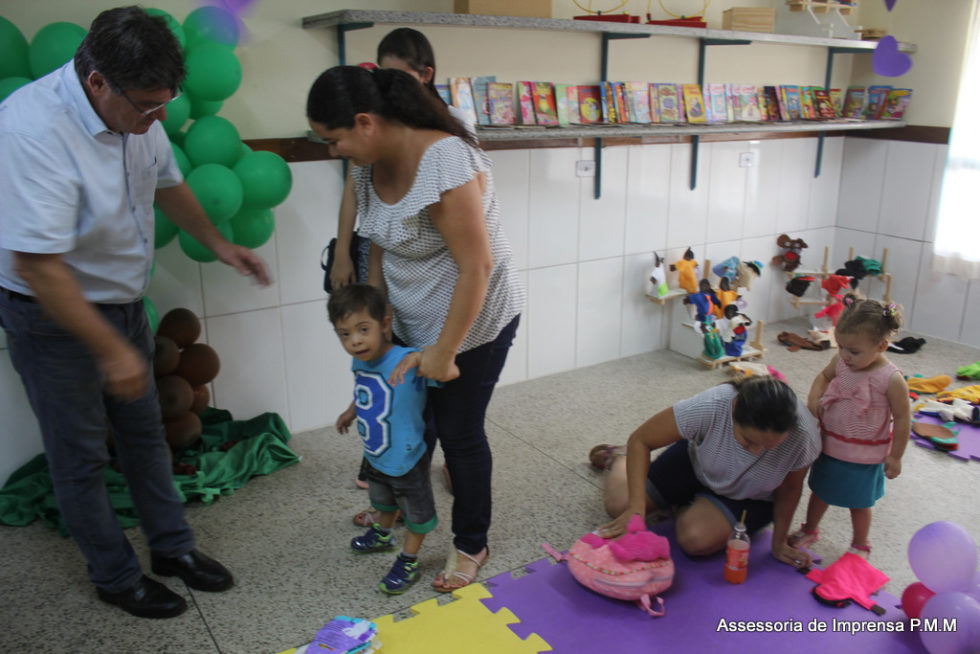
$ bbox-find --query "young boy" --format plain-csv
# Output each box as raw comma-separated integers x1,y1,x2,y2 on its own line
328,284,438,594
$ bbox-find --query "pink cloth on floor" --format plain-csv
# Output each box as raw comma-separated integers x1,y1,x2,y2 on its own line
806,552,890,611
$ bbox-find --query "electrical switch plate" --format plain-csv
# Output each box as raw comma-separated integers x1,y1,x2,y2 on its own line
576,160,596,177
738,152,757,168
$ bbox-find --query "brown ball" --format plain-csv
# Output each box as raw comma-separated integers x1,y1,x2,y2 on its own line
157,308,202,348
189,384,211,415
157,375,194,420
175,343,221,386
153,335,180,378
164,411,202,451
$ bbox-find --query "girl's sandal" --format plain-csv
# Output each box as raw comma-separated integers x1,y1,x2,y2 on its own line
788,524,820,549
432,546,489,593
848,543,872,559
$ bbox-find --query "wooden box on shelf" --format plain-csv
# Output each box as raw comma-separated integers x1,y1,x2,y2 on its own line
722,7,776,33
453,0,551,18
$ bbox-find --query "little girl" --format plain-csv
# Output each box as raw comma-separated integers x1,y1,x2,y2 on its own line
791,296,911,559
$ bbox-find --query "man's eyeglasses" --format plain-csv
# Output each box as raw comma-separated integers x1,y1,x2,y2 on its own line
118,87,182,117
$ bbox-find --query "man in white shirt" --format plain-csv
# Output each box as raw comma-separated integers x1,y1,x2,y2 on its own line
0,6,269,619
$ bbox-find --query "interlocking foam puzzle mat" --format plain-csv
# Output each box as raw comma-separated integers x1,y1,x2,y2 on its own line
284,522,928,653
911,413,980,463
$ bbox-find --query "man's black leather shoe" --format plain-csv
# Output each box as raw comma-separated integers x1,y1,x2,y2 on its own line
151,549,234,592
96,575,187,619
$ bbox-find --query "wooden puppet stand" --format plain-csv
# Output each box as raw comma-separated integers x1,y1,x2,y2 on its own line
785,246,893,313
645,257,767,368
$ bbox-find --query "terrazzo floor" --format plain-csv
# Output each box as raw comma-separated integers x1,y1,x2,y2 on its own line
1,317,978,653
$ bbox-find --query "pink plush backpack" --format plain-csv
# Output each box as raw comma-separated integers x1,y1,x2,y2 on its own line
542,514,673,617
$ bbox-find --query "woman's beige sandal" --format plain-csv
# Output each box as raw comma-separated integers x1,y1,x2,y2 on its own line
432,546,488,593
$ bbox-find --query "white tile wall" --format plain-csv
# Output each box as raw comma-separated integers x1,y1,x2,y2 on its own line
624,145,670,256
576,258,624,367
666,142,709,249
879,141,937,241
527,148,581,268
488,150,530,271
706,142,748,244
273,160,343,307
579,146,627,261
206,307,290,425
6,136,980,472
526,264,578,379
837,138,888,233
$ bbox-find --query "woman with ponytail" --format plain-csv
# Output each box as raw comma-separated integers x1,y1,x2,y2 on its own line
309,65,524,592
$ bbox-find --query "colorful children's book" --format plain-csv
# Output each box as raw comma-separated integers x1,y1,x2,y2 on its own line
648,83,661,123
865,85,892,120
578,85,602,124
625,81,652,123
682,83,707,124
830,88,843,115
470,75,496,126
487,82,516,126
615,82,630,123
450,77,478,126
737,84,762,122
705,83,728,124
799,86,816,120
449,77,476,124
435,84,451,105
565,85,581,124
600,82,617,123
780,85,802,120
756,86,770,121
881,88,912,120
517,81,536,124
842,86,865,119
811,87,837,119
310,616,379,653
763,85,784,121
656,83,681,123
532,81,558,126
555,83,571,126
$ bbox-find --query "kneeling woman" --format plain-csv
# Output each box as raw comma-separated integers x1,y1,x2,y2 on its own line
600,377,821,569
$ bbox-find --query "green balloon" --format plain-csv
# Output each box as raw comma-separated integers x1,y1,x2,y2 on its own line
29,22,87,79
154,205,179,248
183,6,239,50
183,43,241,102
233,151,293,209
144,296,159,333
184,115,241,168
178,221,233,263
0,17,31,79
0,76,31,103
229,207,275,249
186,163,243,224
188,94,222,119
169,129,187,149
151,259,157,278
145,8,186,51
171,142,192,177
160,92,190,136
239,142,252,159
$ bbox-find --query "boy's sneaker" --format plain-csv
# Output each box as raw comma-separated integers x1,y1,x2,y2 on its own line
379,554,420,595
351,524,395,553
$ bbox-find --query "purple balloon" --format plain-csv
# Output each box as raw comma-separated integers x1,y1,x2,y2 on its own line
884,0,897,11
969,570,980,603
908,522,978,593
918,591,980,654
873,36,913,77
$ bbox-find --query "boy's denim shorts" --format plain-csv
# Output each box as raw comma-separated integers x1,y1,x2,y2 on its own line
364,454,438,534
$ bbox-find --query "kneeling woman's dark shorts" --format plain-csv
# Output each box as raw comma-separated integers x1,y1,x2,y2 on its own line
646,440,774,533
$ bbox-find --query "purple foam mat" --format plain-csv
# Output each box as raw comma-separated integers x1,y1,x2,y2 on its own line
482,522,925,654
911,413,980,462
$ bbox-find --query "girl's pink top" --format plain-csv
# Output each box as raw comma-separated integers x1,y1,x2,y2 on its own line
820,358,900,464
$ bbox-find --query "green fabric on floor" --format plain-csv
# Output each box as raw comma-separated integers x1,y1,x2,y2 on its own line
0,409,300,534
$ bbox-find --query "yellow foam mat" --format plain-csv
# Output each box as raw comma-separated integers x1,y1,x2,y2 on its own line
279,584,550,654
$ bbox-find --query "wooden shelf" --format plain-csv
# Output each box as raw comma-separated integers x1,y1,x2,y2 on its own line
301,9,915,53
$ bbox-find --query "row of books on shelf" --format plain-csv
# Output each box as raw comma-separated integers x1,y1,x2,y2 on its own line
437,78,913,128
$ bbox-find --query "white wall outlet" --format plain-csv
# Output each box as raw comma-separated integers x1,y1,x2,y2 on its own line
738,152,757,168
576,160,596,177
